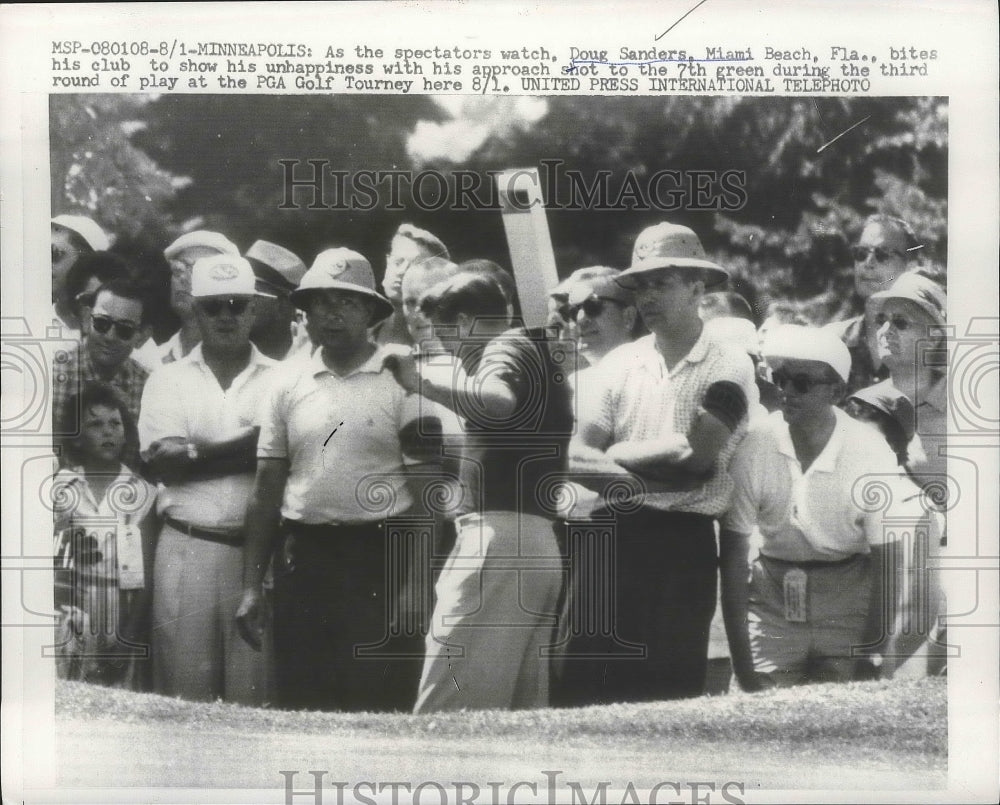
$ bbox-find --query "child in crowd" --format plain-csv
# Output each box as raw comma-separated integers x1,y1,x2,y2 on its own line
52,383,158,689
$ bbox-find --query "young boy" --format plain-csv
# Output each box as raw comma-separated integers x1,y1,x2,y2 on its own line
52,383,158,688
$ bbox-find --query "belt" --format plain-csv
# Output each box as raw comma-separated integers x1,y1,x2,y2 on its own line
164,516,243,546
760,553,862,569
281,519,387,540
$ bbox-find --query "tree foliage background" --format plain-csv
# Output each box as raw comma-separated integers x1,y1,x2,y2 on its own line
50,94,946,338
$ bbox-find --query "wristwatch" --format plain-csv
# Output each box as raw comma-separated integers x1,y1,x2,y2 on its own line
185,442,199,461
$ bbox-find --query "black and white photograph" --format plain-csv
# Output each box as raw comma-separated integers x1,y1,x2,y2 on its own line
1,3,997,804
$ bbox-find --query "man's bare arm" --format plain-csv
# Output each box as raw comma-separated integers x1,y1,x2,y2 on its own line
234,457,289,650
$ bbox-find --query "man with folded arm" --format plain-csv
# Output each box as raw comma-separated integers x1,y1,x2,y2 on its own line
561,222,757,705
138,254,276,703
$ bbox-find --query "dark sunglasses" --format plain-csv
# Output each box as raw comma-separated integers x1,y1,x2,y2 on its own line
567,296,623,320
874,312,912,331
90,315,138,341
197,297,251,317
852,245,904,263
771,369,834,394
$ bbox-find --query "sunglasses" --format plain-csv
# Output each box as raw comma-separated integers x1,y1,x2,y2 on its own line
852,246,904,263
196,297,251,317
874,312,913,331
567,296,623,320
90,315,139,341
770,369,835,394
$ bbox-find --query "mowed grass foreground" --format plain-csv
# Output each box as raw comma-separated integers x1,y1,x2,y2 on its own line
56,677,945,792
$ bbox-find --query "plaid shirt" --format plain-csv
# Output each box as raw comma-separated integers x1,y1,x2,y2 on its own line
52,341,149,469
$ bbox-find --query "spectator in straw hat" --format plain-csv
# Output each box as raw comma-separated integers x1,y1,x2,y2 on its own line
720,324,928,690
138,253,276,704
236,248,453,712
244,240,308,360
559,222,757,705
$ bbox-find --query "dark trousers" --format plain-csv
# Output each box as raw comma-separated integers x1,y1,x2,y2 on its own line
272,519,426,712
552,508,718,706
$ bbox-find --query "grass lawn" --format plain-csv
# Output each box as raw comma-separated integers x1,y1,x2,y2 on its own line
54,677,946,794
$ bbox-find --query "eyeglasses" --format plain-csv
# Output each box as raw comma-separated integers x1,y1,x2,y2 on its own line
852,246,904,263
90,315,139,341
567,296,623,320
874,312,912,331
770,369,835,394
196,297,251,317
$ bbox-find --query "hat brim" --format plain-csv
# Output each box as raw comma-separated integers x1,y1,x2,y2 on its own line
617,258,729,287
290,283,394,323
191,290,276,300
867,291,945,327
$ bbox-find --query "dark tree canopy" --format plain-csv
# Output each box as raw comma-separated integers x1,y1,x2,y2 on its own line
50,94,946,334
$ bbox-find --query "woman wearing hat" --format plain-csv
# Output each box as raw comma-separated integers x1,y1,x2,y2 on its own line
859,272,950,678
864,271,948,493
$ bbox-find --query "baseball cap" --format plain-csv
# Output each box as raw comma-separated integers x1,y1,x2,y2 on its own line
190,254,272,298
245,240,308,293
51,215,111,252
291,247,394,322
762,324,851,383
164,230,239,260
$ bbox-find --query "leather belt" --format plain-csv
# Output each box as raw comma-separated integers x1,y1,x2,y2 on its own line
760,553,862,569
164,516,243,546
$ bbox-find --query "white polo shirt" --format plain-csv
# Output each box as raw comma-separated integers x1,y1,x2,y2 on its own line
258,345,453,524
723,408,924,562
582,329,758,515
138,344,277,529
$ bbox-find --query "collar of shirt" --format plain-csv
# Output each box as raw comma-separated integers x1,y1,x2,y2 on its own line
916,375,948,413
309,342,386,379
772,407,848,475
181,341,275,386
61,463,133,512
636,328,711,378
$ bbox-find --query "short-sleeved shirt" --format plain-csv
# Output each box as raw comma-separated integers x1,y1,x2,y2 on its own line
52,341,149,468
453,328,574,518
157,330,194,365
582,329,758,515
258,344,449,524
723,408,923,561
138,344,277,529
52,464,157,582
